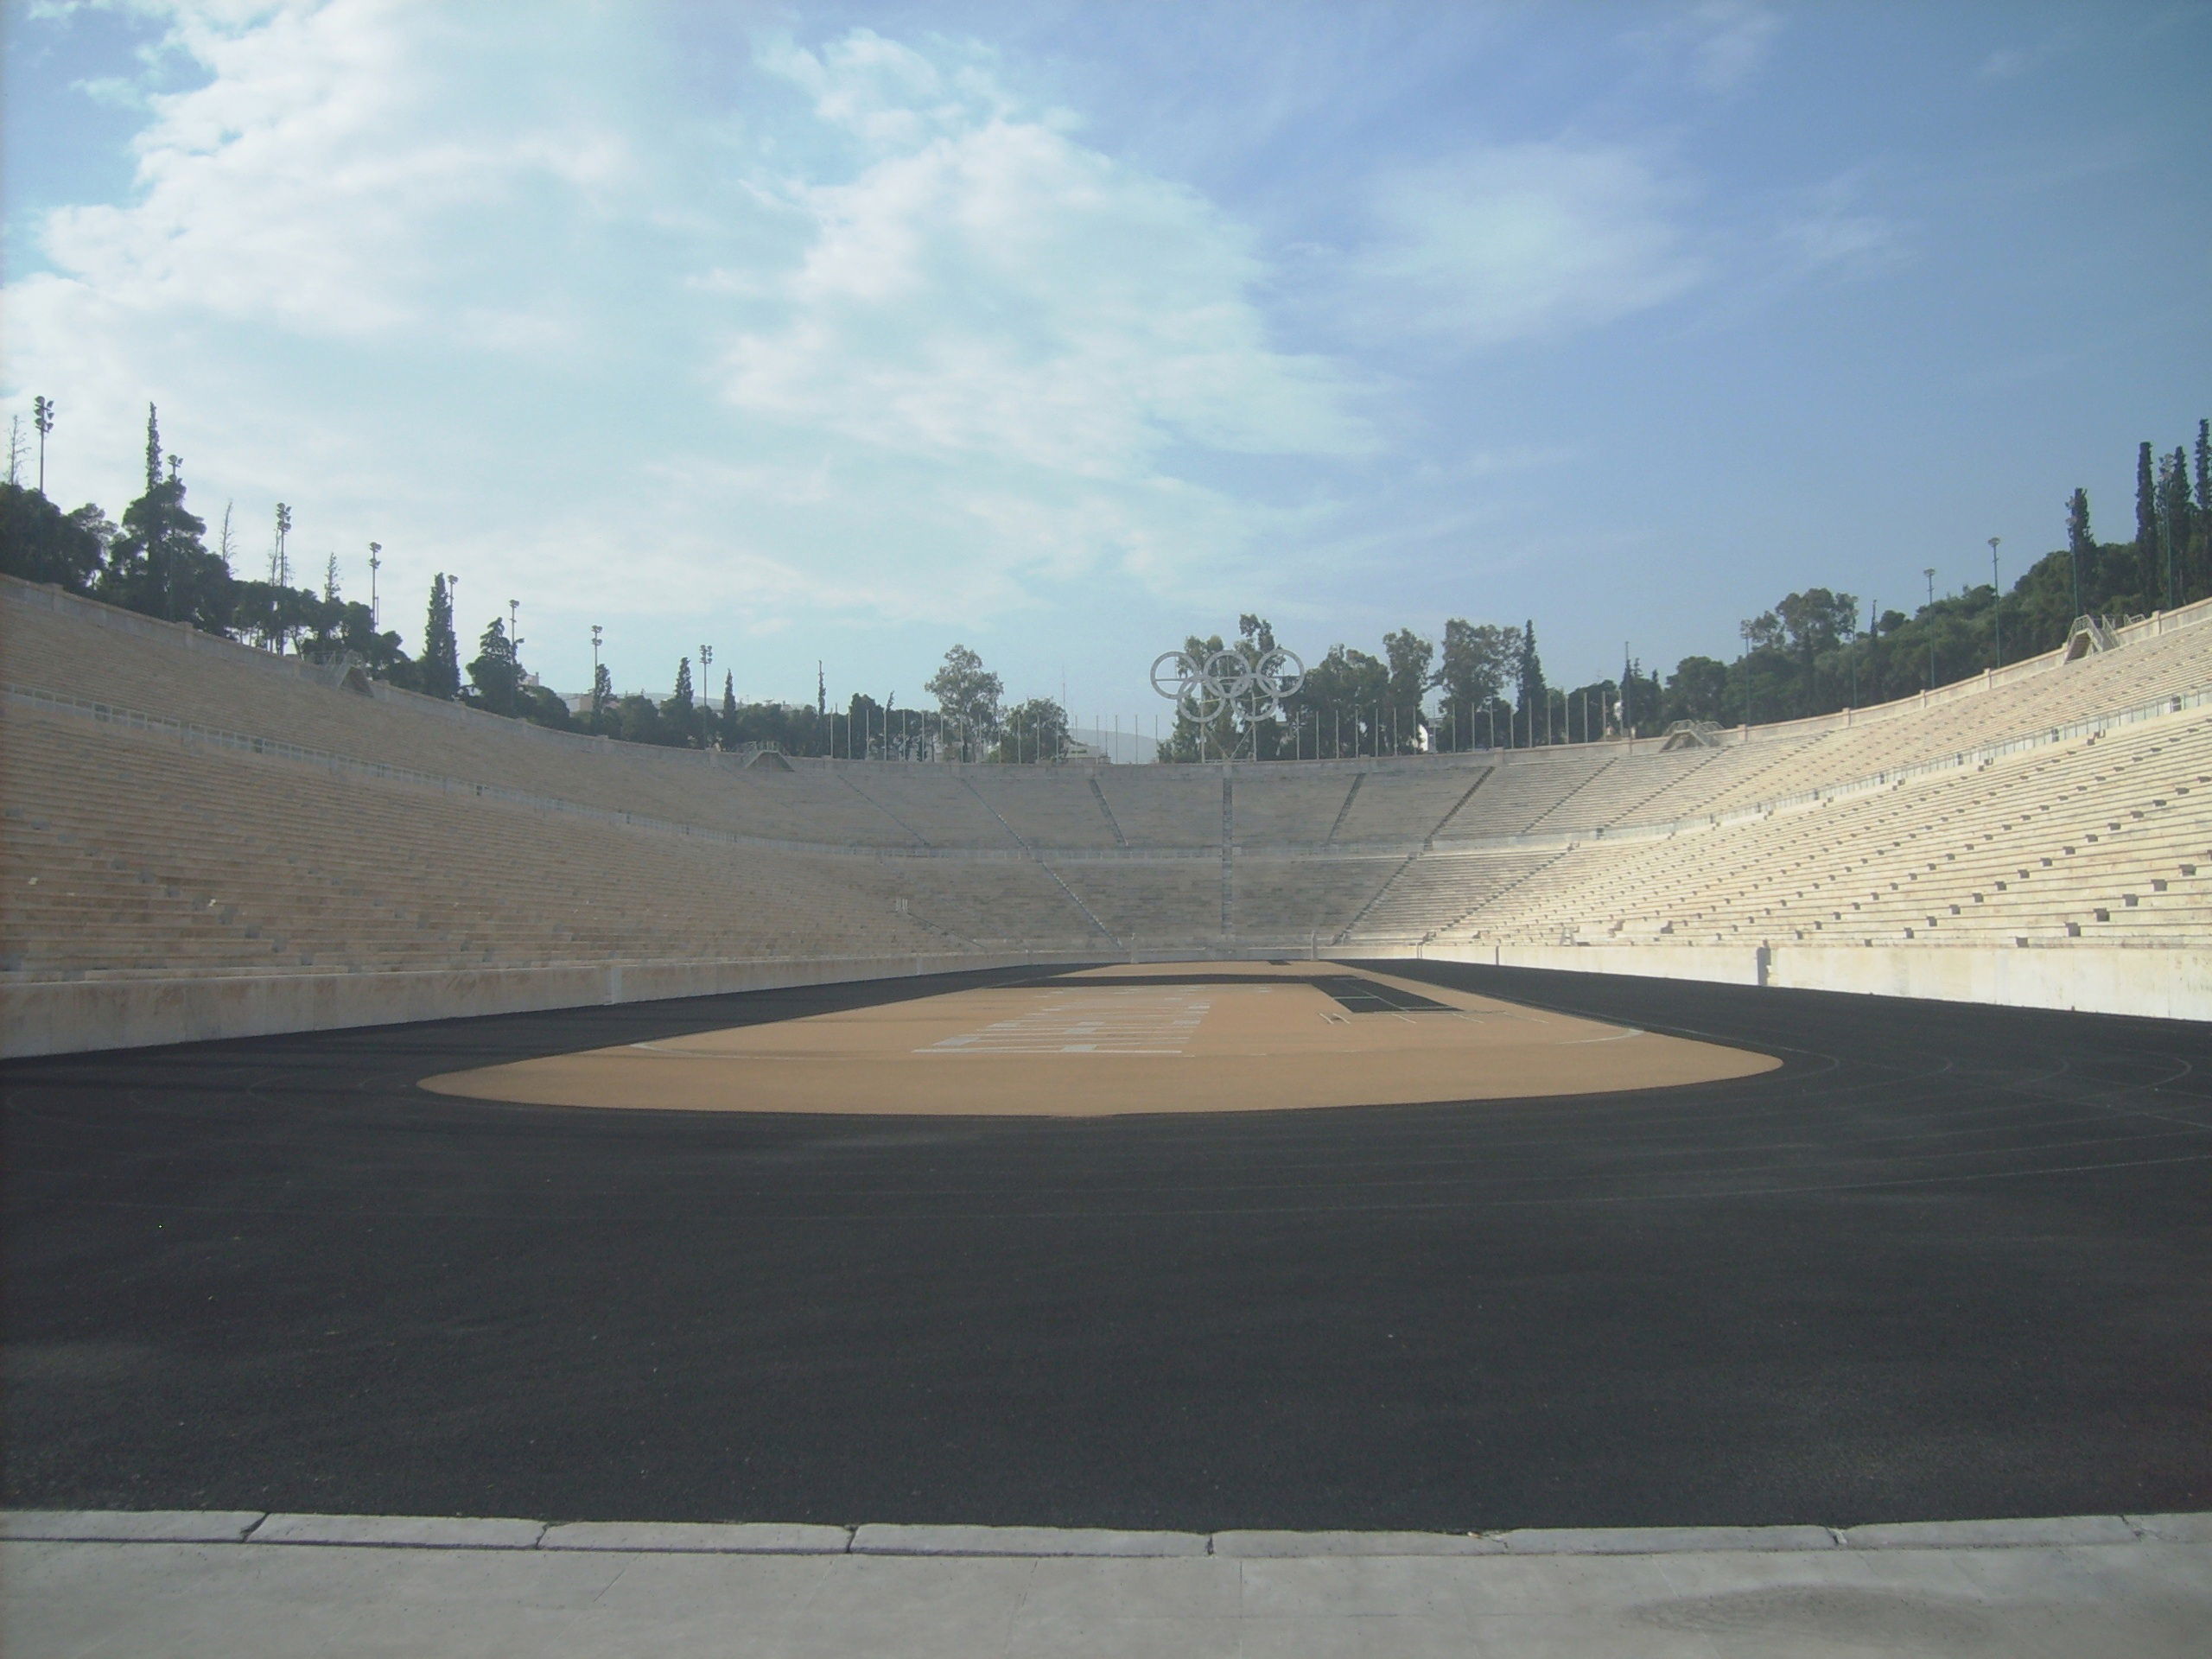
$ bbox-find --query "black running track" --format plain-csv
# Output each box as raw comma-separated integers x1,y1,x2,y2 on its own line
5,961,2209,1533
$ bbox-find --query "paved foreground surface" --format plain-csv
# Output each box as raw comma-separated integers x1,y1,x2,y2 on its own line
9,1510,2211,1657
6,961,2211,1529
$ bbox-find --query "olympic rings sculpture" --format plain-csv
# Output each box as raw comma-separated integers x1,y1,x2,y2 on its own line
1150,645,1306,722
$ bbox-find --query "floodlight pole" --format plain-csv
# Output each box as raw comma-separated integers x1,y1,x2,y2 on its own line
367,543,381,629
590,624,603,733
32,396,53,496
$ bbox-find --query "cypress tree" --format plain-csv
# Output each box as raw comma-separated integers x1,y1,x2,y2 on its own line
2065,487,2094,619
2135,441,2158,602
421,575,461,699
666,657,696,746
1516,620,1545,747
96,428,231,631
721,671,738,745
589,663,613,733
2195,420,2212,601
137,404,165,591
2160,447,2192,607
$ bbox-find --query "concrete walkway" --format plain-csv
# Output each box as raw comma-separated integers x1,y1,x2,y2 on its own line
7,1510,2209,1657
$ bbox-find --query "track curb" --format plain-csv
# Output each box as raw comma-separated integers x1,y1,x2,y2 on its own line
6,1509,2206,1557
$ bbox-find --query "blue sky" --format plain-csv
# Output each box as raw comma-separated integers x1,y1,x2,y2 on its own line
4,2,2208,722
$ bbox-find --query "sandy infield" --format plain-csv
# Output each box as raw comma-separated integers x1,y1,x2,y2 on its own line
418,962,1779,1117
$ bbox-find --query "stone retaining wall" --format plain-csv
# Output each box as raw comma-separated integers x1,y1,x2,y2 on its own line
1372,941,2212,1022
0,950,1102,1059
10,939,2207,1060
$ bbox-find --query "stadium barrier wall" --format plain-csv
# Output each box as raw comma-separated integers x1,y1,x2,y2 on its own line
1379,942,2212,1023
0,950,1105,1060
8,938,2208,1058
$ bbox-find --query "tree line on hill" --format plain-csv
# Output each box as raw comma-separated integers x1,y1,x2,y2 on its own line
1163,419,2210,759
4,403,2206,762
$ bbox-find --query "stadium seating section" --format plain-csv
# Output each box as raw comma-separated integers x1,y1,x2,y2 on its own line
4,575,2207,996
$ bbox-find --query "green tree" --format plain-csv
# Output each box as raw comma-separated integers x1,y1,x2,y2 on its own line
720,671,739,747
1283,643,1389,759
589,662,613,734
2000,540,2088,659
468,617,521,715
842,690,884,759
1235,614,1295,758
93,410,232,631
1382,627,1432,753
1432,620,1517,751
1159,631,1233,760
518,684,573,731
664,655,696,745
2135,440,2159,602
331,599,408,673
2065,487,2095,620
1662,656,1730,725
1514,620,1546,745
1558,677,1614,741
1432,620,1494,749
0,483,108,589
2193,419,2212,602
230,580,322,653
1736,588,1858,717
1776,587,1858,712
995,696,1070,763
613,693,663,745
2158,445,2192,607
925,644,1001,761
420,575,461,699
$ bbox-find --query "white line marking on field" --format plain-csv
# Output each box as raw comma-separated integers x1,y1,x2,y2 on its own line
918,989,1215,1056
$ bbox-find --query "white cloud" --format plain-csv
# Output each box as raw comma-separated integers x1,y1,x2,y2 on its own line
1681,1,1782,92
1624,2,1782,93
1779,210,1904,274
1776,174,1910,278
1345,143,1704,349
0,10,1355,666
29,1,637,338
757,28,1027,151
1975,32,2075,84
723,38,1370,483
68,74,149,110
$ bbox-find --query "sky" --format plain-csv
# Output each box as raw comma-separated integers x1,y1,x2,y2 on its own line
4,1,2209,726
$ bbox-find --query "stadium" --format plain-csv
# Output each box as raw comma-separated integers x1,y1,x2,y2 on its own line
6,3,2211,1646
7,562,2212,1653
6,574,2209,1052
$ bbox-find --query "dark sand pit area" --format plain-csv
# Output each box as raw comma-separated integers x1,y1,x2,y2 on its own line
418,960,1780,1116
